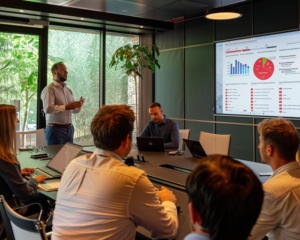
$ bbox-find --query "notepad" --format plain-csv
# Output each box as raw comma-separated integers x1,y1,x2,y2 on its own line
38,180,60,191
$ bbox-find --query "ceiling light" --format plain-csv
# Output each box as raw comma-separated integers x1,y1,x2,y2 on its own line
19,10,24,13
140,26,144,28
205,7,242,20
80,18,85,20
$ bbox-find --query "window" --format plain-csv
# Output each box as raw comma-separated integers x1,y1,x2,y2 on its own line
48,28,100,143
0,32,39,131
105,32,140,141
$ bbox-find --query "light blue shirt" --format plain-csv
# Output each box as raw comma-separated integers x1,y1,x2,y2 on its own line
184,232,210,240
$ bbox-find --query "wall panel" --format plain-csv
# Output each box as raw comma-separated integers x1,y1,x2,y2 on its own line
185,44,214,121
215,5,252,41
216,123,254,161
185,17,213,46
185,121,213,141
253,0,299,35
156,22,184,50
155,49,184,119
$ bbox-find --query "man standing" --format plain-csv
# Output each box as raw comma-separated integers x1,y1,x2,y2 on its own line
41,62,84,145
140,102,179,149
249,118,300,240
52,105,178,240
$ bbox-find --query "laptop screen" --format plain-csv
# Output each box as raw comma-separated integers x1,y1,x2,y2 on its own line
46,142,83,173
183,139,207,158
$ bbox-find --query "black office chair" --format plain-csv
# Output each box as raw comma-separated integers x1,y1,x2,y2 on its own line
0,195,52,240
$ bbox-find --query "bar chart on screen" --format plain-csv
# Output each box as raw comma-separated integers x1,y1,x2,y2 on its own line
228,60,250,76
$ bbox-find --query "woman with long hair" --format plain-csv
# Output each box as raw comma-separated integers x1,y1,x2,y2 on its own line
0,104,46,239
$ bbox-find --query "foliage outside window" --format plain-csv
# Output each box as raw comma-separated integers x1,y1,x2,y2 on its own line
0,32,40,131
48,28,100,143
106,33,139,141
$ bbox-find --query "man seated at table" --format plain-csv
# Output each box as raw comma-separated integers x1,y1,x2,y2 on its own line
52,105,178,240
185,155,264,240
249,118,300,240
140,102,179,149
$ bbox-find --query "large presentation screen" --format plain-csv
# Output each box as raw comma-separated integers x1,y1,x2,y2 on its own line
216,31,300,118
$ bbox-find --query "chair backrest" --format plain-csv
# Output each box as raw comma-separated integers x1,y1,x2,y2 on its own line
199,131,231,156
0,196,47,240
179,129,190,150
16,128,46,148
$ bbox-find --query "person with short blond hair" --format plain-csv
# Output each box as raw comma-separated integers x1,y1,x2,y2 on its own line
249,118,300,240
52,105,178,240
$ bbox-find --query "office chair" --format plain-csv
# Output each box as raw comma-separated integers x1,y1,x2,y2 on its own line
0,195,52,240
16,128,47,149
179,129,190,151
199,131,231,156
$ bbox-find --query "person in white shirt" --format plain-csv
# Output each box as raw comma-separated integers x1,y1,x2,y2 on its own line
52,105,178,240
249,118,300,240
41,62,85,145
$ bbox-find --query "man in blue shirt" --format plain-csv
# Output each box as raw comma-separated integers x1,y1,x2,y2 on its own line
184,155,264,240
140,102,179,149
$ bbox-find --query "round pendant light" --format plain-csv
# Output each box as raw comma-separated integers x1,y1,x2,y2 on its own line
205,7,242,20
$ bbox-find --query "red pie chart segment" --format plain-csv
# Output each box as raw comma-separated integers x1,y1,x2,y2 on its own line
253,57,274,80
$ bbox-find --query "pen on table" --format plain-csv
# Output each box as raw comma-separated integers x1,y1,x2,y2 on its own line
82,150,93,153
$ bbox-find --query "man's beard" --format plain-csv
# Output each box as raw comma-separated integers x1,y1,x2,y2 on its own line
57,72,67,82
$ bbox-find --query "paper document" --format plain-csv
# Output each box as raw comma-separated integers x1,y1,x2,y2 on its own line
38,181,60,192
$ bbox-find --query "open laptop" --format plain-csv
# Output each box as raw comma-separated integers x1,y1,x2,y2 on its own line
136,137,165,152
183,139,207,159
30,142,83,179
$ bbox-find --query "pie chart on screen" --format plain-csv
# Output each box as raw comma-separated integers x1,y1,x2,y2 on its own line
253,57,275,80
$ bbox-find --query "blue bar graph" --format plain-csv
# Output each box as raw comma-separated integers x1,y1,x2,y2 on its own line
229,60,250,76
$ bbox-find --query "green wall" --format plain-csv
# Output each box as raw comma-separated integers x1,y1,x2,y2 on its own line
155,0,300,162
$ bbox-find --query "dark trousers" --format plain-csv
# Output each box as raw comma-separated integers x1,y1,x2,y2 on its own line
44,125,74,146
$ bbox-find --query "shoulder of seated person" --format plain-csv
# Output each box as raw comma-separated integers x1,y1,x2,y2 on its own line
263,170,300,198
70,154,146,178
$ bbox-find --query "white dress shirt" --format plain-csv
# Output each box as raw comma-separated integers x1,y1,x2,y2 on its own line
249,161,300,240
52,148,178,240
41,80,79,125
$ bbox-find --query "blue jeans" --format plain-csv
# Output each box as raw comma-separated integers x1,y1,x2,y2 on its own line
44,125,74,146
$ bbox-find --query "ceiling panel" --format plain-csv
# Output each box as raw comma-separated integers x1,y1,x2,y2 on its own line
161,1,210,15
67,0,155,16
118,0,178,8
135,8,182,21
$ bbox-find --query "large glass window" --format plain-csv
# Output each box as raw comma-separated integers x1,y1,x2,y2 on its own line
0,32,39,131
48,28,100,143
105,33,140,141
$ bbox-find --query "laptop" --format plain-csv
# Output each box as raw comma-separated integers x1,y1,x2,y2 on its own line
136,137,165,152
30,142,83,179
183,139,207,159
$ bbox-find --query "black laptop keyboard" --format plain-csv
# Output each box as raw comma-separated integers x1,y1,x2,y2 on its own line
32,169,51,178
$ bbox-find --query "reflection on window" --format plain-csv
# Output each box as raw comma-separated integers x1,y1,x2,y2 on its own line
0,32,39,132
106,33,140,141
48,28,100,143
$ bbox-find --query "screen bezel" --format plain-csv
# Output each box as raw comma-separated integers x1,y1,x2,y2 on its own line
214,28,300,119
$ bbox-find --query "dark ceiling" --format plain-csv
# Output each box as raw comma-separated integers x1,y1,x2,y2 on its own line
23,0,250,21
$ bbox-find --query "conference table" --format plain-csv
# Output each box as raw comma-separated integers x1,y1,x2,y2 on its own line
18,144,272,240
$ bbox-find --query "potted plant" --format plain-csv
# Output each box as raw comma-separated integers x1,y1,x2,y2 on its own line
109,44,160,135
